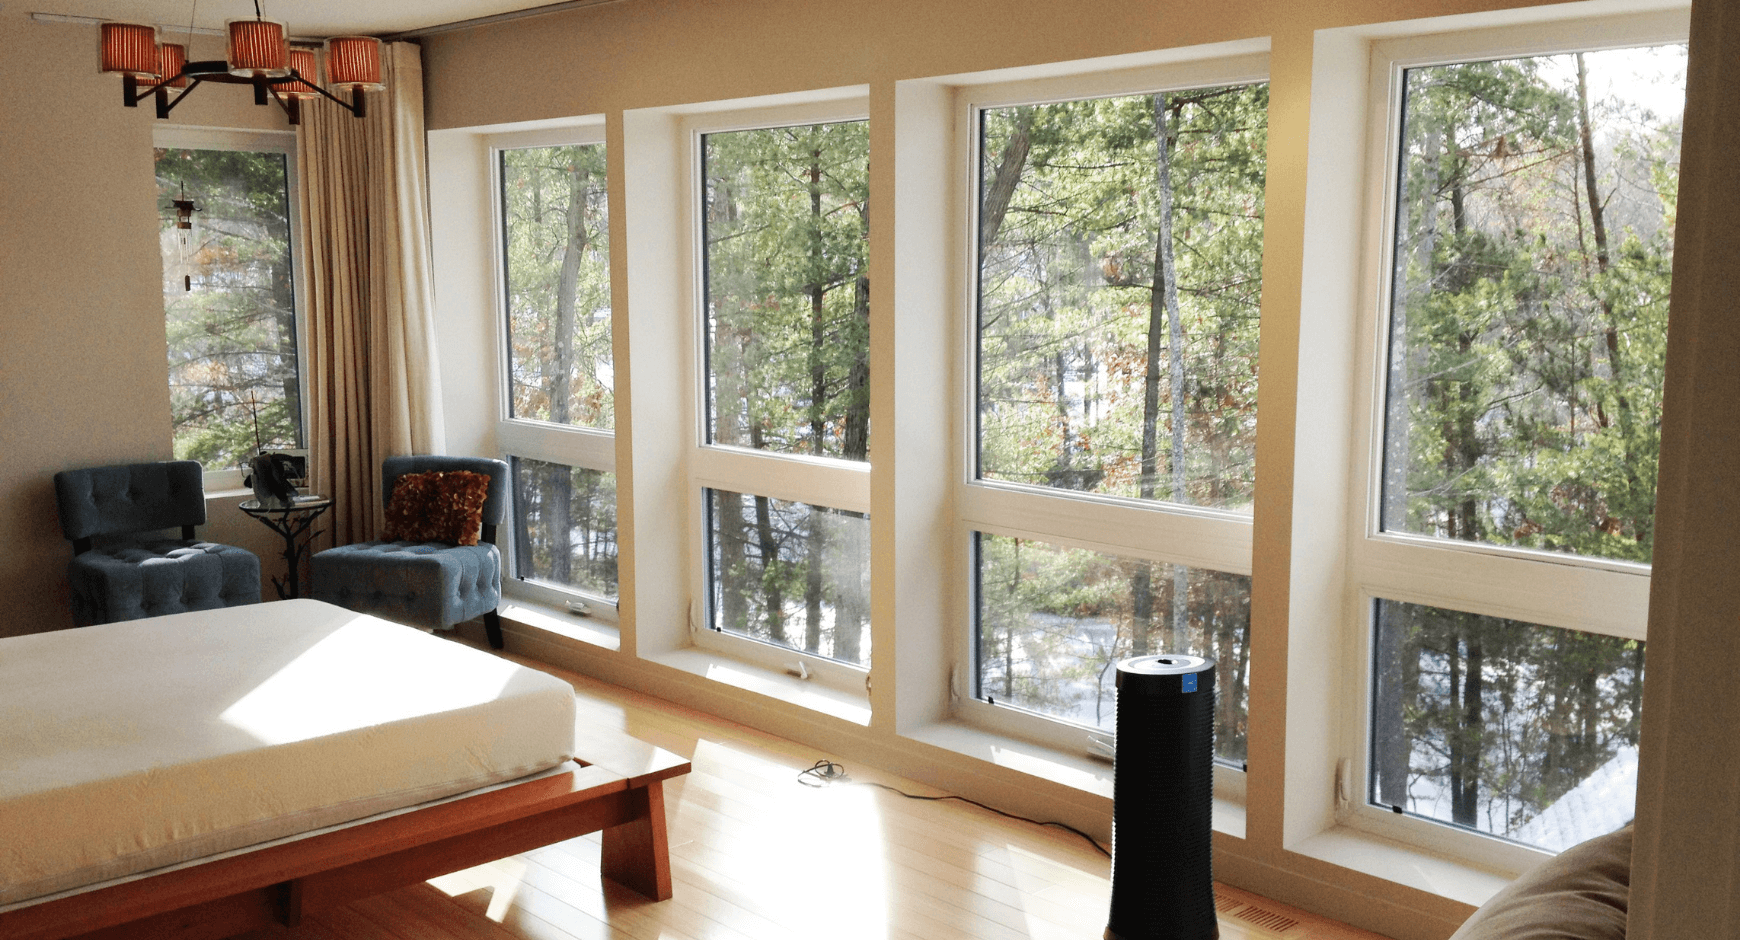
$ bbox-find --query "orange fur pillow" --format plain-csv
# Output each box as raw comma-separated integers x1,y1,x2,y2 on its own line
382,470,490,546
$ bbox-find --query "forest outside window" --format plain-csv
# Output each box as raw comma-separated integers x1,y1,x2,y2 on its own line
961,65,1268,766
502,142,612,431
702,121,870,463
511,457,618,601
694,112,872,672
707,489,870,667
1354,34,1684,860
495,132,619,612
156,135,302,486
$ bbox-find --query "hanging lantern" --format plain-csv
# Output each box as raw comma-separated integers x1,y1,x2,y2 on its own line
324,36,384,91
226,17,290,78
155,42,190,90
171,183,197,231
99,23,160,78
281,48,321,98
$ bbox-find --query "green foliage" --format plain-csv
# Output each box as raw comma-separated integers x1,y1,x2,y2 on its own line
1372,45,1683,849
977,84,1268,509
511,458,619,599
501,144,613,429
700,121,873,666
704,121,870,460
976,534,1250,763
156,147,301,471
1375,600,1643,847
709,490,871,666
1385,48,1684,563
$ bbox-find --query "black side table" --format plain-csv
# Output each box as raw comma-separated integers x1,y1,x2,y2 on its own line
239,496,333,600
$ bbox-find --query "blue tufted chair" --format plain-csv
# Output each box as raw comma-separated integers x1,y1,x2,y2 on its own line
310,456,509,648
53,460,262,626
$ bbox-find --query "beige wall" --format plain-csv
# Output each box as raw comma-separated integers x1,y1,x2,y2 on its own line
0,12,296,635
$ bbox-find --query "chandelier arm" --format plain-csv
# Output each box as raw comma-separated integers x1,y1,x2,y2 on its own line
300,75,366,118
266,84,301,126
155,78,205,119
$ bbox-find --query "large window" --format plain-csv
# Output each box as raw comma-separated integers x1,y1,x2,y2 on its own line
155,135,302,481
694,112,872,671
495,130,619,613
1352,32,1684,860
962,63,1269,766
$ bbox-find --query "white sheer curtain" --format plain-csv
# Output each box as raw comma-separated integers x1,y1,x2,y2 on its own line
296,41,445,546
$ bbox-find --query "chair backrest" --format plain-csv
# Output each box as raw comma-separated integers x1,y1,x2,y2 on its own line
54,461,207,543
381,455,511,528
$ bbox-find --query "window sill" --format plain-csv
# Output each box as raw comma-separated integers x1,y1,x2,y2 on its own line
1290,824,1514,910
902,720,1247,840
205,487,256,501
499,598,621,652
645,647,873,727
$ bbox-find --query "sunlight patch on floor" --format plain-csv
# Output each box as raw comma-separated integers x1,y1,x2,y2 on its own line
689,739,892,939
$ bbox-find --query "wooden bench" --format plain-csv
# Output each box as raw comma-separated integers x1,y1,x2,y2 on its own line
0,729,691,940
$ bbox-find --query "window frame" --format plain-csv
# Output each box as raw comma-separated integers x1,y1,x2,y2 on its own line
679,97,876,690
152,125,308,494
488,121,622,624
1335,10,1687,870
949,55,1271,797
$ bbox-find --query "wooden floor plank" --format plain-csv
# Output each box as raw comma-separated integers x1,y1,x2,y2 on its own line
209,643,1390,940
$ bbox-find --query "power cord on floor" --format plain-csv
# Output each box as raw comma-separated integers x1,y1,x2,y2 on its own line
797,759,1110,857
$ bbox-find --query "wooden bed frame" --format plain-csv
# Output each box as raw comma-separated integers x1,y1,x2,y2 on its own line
0,728,691,940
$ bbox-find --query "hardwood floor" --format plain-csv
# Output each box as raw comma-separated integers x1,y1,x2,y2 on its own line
234,654,1390,940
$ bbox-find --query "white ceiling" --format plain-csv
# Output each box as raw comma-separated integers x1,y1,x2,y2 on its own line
25,0,582,38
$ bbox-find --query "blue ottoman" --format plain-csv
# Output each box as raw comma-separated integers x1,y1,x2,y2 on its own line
311,540,501,631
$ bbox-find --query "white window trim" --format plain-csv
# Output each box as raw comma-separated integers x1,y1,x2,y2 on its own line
676,93,877,689
153,126,306,495
487,121,622,623
1333,8,1688,872
947,53,1270,796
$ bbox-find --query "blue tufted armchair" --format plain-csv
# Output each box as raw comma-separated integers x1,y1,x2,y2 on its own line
53,460,262,626
310,456,509,648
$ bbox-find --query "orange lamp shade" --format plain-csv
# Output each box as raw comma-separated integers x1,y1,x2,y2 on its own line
227,18,290,78
99,22,160,78
282,48,320,98
325,36,384,90
155,42,190,89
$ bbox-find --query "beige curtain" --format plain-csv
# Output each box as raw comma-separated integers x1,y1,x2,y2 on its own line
296,41,445,546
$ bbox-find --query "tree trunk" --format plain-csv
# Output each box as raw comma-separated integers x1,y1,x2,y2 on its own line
980,107,1035,250
1374,602,1411,807
1450,623,1485,827
712,287,749,633
1384,128,1442,531
747,424,787,646
833,267,871,661
544,159,592,583
1133,93,1187,653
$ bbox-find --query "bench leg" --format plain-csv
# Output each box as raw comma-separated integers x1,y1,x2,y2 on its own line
600,780,673,900
484,610,504,650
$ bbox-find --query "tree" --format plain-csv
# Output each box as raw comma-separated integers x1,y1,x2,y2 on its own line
1372,45,1682,846
499,143,615,593
157,147,300,471
701,121,872,665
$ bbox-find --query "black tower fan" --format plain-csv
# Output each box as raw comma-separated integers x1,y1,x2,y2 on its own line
1105,654,1218,940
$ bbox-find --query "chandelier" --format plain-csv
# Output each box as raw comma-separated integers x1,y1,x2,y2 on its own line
99,3,384,126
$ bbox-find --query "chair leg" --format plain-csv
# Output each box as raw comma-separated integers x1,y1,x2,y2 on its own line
484,609,504,650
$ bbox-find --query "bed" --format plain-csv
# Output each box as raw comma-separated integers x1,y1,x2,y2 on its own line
0,599,689,940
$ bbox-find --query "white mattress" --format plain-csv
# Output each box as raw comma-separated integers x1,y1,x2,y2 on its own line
0,599,577,906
